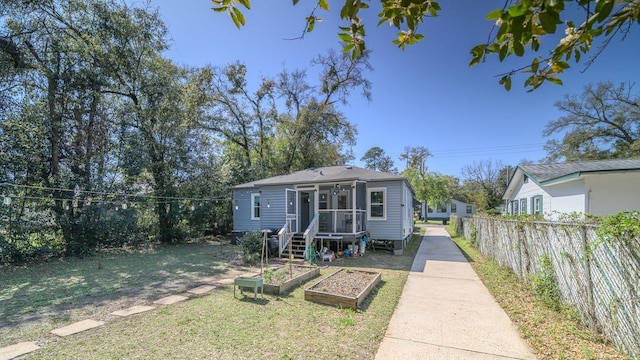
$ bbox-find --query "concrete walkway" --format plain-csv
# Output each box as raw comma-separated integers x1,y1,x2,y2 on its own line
375,226,537,360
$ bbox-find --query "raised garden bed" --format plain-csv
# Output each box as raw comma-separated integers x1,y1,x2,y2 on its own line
255,265,320,296
304,269,381,309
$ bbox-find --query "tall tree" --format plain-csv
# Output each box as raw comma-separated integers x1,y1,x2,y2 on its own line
360,146,397,173
213,0,640,90
399,146,431,174
543,81,640,162
461,160,509,211
272,49,368,174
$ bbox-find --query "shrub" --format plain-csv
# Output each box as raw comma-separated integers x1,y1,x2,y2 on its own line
529,254,561,310
238,231,263,264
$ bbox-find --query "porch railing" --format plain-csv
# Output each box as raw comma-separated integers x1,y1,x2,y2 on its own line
318,209,366,233
302,214,319,260
278,222,293,257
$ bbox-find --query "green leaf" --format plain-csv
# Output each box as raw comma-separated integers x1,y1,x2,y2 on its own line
499,75,512,91
548,77,563,85
293,0,300,5
513,41,525,56
539,11,558,33
232,7,245,26
499,44,508,61
307,17,315,32
318,0,329,11
486,8,503,20
338,32,352,42
212,7,227,13
508,4,528,17
531,57,540,73
238,0,251,9
595,0,614,22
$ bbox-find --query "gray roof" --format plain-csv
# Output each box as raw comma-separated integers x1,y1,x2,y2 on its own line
520,158,640,184
233,166,407,189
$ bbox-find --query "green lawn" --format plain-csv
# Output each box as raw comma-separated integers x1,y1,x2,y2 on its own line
1,230,424,359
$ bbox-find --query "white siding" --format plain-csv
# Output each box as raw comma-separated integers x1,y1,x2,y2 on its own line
585,172,640,215
546,180,586,216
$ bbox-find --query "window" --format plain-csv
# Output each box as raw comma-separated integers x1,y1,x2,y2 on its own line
428,206,434,213
450,202,457,213
251,193,260,220
437,204,447,213
466,205,473,214
524,175,529,183
319,192,328,210
532,195,542,215
512,200,519,215
520,198,527,215
368,187,386,220
337,194,348,209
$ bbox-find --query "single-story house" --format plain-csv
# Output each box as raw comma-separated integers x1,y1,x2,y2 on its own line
503,158,640,218
232,166,415,258
421,199,476,223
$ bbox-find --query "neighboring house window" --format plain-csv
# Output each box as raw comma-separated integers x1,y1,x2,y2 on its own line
368,188,386,220
520,198,527,215
428,206,434,213
251,193,260,220
524,175,529,183
513,200,519,215
466,205,472,214
437,205,447,213
450,202,457,213
532,195,542,215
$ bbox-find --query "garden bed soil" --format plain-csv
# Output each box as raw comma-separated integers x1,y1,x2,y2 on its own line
304,269,381,309
259,265,320,296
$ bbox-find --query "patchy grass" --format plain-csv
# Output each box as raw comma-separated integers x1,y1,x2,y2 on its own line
448,231,630,360
1,230,424,359
0,239,253,348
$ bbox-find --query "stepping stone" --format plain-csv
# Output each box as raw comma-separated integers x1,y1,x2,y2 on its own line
110,305,155,317
0,342,40,360
153,295,188,305
216,279,234,285
187,285,216,294
50,319,104,337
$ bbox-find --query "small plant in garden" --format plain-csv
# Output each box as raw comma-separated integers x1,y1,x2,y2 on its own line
263,269,274,283
529,254,561,310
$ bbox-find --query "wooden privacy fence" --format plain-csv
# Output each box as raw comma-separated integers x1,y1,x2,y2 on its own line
455,216,639,358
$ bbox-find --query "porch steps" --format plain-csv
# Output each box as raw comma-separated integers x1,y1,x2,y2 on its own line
281,233,306,259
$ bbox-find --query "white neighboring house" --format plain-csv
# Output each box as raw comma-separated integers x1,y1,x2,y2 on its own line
421,199,476,224
503,158,640,218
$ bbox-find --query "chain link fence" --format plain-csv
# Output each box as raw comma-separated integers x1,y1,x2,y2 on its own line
453,216,639,358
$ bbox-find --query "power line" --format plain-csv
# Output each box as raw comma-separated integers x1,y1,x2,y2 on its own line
0,182,231,203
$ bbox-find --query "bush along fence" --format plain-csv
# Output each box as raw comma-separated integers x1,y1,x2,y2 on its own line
451,213,640,359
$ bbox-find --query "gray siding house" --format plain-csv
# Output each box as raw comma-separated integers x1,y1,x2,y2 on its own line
232,166,415,258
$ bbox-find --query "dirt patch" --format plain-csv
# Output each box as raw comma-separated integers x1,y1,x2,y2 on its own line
262,265,316,285
308,269,377,297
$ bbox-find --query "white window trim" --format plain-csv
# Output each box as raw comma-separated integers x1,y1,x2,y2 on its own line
367,187,387,221
251,193,260,220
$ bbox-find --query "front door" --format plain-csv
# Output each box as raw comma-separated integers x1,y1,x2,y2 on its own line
299,191,315,230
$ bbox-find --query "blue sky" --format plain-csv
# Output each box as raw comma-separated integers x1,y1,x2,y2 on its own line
146,0,638,178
